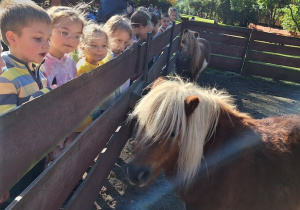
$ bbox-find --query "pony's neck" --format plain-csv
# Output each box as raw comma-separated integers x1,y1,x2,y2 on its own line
213,107,251,143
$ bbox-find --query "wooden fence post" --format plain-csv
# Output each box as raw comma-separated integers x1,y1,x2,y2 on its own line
164,21,176,76
142,32,152,81
241,29,256,75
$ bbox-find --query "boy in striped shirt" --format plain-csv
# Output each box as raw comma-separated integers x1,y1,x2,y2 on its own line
0,0,55,205
0,0,55,115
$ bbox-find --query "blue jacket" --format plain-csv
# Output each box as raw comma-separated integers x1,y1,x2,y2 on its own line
101,0,127,21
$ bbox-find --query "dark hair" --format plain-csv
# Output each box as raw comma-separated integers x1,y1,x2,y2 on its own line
150,12,159,26
130,10,150,28
161,13,170,19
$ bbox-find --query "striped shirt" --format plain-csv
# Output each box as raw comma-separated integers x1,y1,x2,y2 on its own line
0,52,51,115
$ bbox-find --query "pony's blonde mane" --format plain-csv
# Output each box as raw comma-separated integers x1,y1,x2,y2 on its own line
130,77,240,188
183,31,201,76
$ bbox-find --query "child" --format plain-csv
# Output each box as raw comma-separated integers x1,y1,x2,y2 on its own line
130,10,152,42
150,12,160,38
167,7,178,29
0,0,53,204
42,5,86,87
103,15,132,58
158,13,170,35
42,5,86,164
75,23,111,132
77,23,109,76
103,15,132,91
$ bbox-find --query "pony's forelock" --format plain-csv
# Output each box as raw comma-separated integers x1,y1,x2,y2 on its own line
129,77,237,189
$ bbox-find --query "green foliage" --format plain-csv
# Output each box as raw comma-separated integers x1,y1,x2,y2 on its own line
280,4,300,33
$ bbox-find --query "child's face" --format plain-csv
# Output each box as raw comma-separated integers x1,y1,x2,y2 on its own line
50,17,83,58
10,21,52,64
84,35,108,65
161,17,170,29
110,29,131,56
169,12,177,22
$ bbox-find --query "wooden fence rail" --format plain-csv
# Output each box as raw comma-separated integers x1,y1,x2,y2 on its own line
0,23,182,209
1,17,300,210
181,18,300,83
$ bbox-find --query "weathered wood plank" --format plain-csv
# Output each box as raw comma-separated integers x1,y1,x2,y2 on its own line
64,122,132,210
251,41,300,56
167,53,178,75
173,22,182,39
148,28,172,60
249,51,300,69
147,49,169,83
253,30,300,46
186,21,251,37
199,32,248,47
170,36,180,55
6,82,137,210
209,55,242,73
245,62,300,83
0,42,141,197
211,42,245,58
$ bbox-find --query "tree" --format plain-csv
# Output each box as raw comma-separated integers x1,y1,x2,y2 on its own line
257,0,290,26
280,3,300,33
168,0,178,5
230,0,259,26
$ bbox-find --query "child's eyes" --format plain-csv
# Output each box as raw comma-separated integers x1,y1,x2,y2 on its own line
34,37,42,42
62,31,69,36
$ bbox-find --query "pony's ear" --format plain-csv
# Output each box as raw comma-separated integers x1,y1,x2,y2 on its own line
152,77,165,90
184,95,201,117
183,29,188,34
194,32,199,38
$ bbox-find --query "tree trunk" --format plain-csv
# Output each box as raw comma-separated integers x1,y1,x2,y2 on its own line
288,5,300,32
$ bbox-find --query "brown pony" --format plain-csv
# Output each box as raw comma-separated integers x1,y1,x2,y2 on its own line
176,29,211,81
126,77,300,210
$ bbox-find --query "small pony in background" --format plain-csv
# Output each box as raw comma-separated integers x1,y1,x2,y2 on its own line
126,76,300,210
176,29,211,81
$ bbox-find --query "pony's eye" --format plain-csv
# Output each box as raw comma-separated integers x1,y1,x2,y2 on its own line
171,132,176,138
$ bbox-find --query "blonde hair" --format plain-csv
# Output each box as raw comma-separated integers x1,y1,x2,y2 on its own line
168,7,178,16
47,4,87,28
130,76,251,189
79,23,109,58
103,15,132,38
0,0,52,46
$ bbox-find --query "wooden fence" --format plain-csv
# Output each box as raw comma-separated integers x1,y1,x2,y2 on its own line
0,23,181,210
181,18,300,83
1,17,300,210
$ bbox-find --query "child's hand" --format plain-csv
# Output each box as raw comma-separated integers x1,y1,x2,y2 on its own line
51,84,58,90
0,191,10,204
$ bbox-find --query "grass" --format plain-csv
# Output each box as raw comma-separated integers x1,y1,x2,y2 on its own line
179,14,247,29
180,14,214,24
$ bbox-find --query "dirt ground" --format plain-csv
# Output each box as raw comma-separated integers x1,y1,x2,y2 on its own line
92,69,300,210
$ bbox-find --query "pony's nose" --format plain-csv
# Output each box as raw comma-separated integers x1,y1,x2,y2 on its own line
125,163,153,186
180,52,188,60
